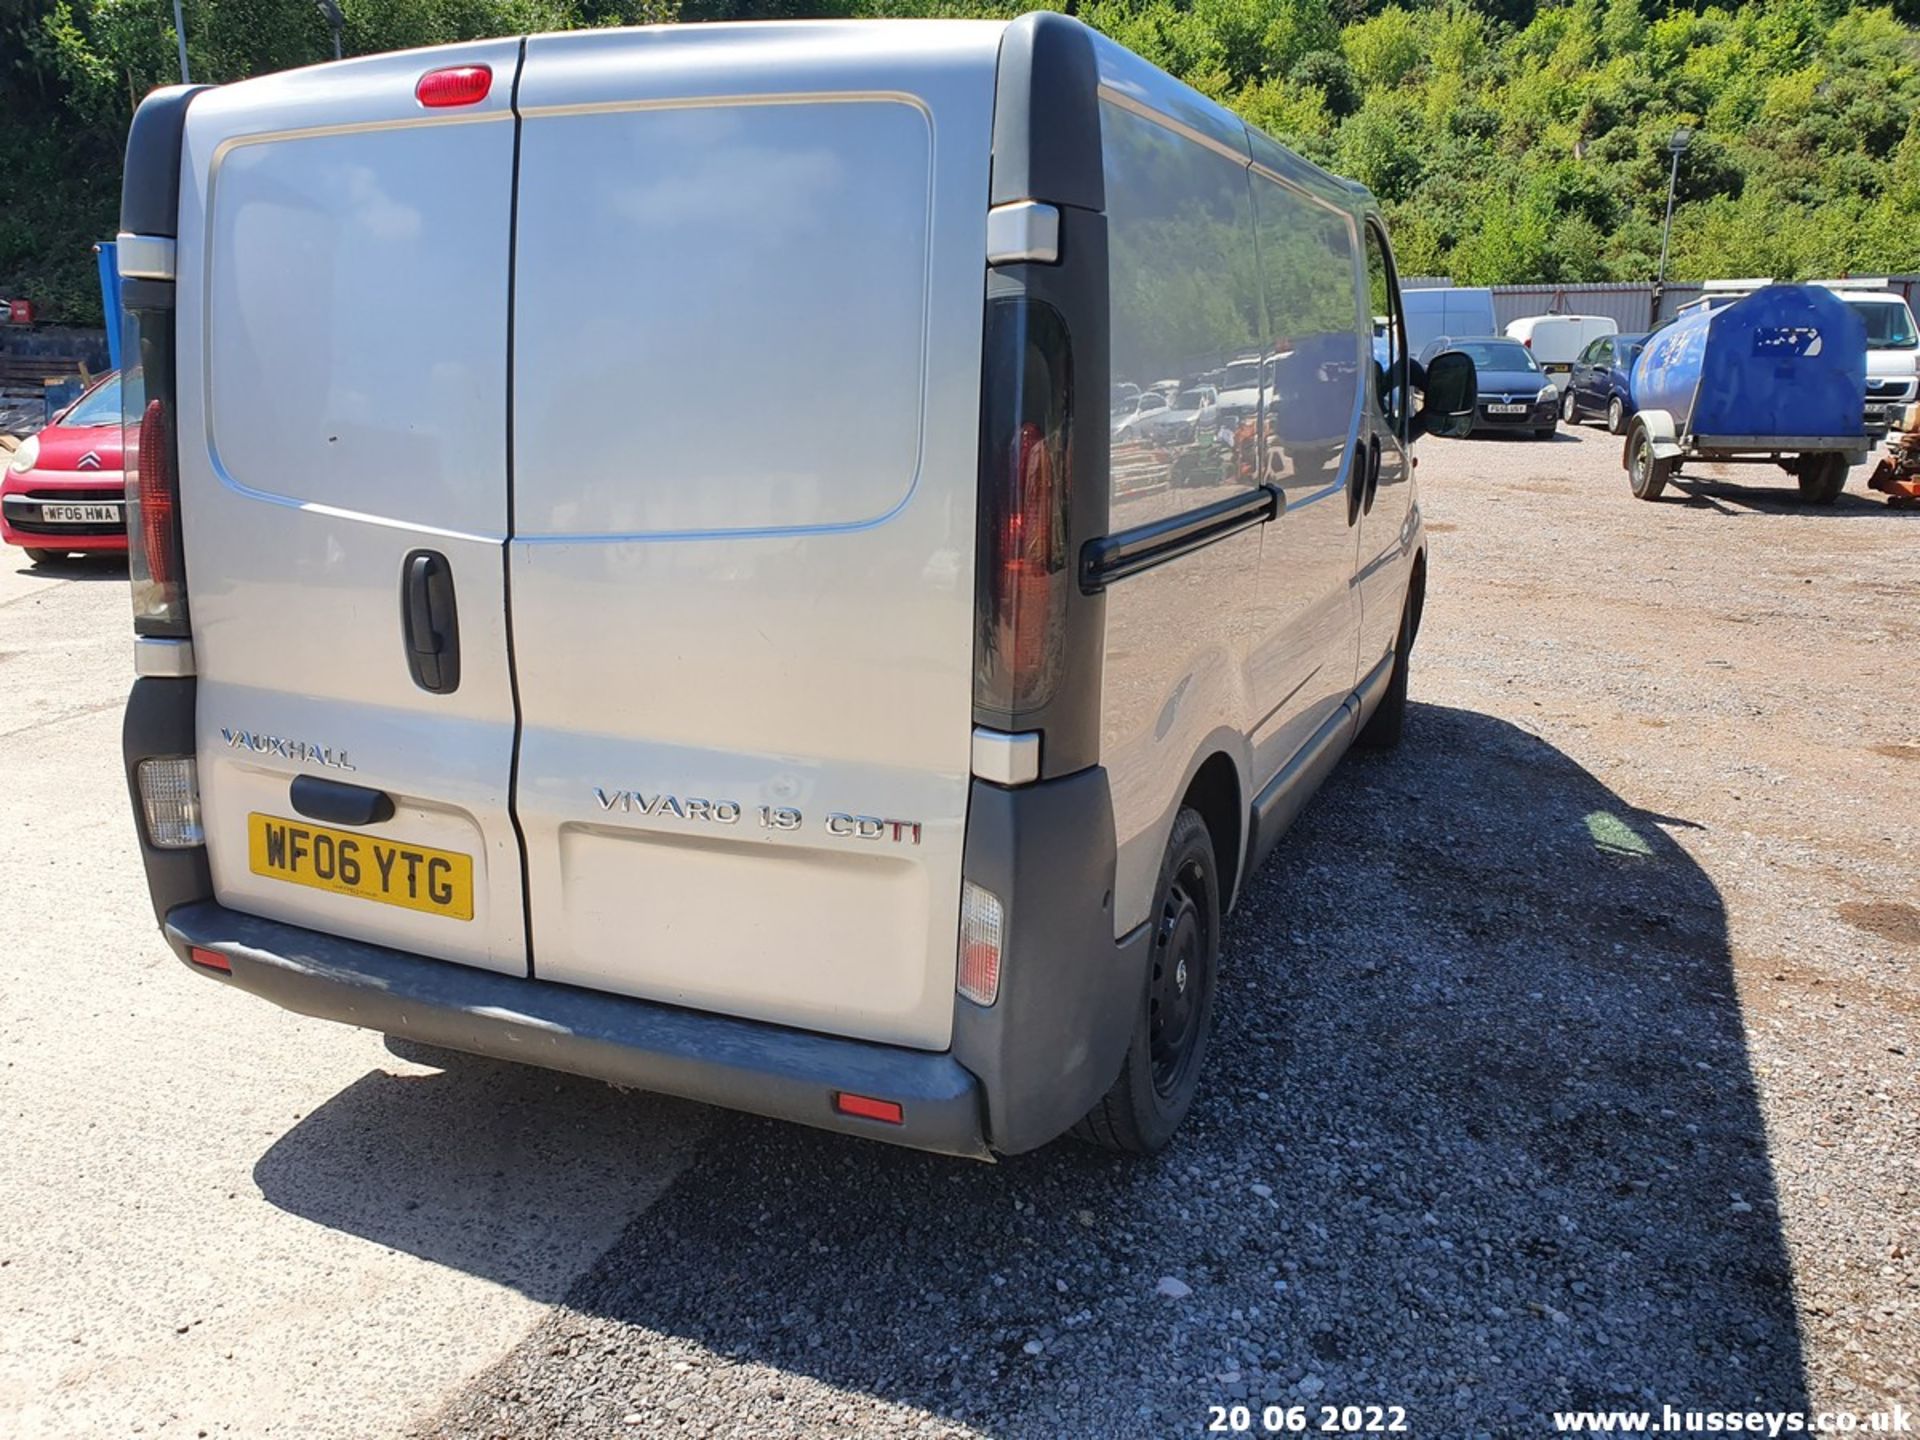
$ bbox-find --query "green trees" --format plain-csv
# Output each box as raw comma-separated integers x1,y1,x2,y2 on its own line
4,0,1919,323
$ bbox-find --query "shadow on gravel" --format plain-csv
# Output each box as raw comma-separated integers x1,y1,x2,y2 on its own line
1665,478,1912,517
274,703,1807,1439
9,553,130,581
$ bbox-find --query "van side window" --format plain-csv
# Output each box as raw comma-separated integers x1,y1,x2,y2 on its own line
1363,222,1406,436
1101,100,1265,505
1252,171,1361,486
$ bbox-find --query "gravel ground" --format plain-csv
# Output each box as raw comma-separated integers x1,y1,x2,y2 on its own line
420,425,1918,1438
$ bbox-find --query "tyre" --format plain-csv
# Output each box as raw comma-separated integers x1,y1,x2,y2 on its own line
1606,396,1626,435
1357,588,1414,751
24,548,59,565
1074,807,1219,1155
1627,422,1672,501
1795,453,1846,505
1560,389,1579,423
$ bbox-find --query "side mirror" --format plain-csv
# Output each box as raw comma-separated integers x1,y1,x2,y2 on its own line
1411,352,1477,440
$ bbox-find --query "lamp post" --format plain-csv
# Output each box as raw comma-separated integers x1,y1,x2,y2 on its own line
317,0,344,60
172,0,190,81
1652,126,1693,327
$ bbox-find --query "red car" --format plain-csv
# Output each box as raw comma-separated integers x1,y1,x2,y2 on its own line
2,370,138,564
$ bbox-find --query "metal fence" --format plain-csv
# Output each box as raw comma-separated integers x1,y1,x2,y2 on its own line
1403,275,1920,333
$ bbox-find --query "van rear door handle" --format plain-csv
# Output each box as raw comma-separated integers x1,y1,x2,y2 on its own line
400,549,461,694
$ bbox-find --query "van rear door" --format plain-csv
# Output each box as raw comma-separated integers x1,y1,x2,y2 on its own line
507,25,1002,1049
176,43,528,974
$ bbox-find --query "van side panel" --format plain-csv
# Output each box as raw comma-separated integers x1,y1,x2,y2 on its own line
1244,137,1366,788
507,26,1002,1050
1095,92,1261,935
175,43,529,975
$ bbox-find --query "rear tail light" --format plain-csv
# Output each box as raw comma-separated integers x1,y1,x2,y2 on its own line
833,1092,904,1125
123,304,189,635
956,880,1004,1006
137,755,203,848
416,65,492,108
975,298,1072,721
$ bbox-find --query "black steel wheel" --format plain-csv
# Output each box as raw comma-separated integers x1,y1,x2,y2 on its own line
1073,807,1220,1154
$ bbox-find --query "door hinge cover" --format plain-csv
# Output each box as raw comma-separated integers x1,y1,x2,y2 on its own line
986,202,1061,266
971,727,1041,786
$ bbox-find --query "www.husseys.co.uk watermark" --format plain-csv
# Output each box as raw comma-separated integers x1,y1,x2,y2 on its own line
1552,1405,1912,1435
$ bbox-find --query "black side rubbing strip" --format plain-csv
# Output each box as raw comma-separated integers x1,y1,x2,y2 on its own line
289,775,396,828
1080,486,1280,593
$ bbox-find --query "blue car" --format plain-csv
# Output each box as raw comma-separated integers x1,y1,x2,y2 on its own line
1562,331,1649,435
1419,336,1559,438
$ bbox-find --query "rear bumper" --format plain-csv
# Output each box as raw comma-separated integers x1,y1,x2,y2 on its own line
163,899,994,1160
127,675,1143,1161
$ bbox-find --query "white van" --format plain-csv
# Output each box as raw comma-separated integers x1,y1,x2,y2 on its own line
1401,286,1497,358
116,16,1472,1158
1505,314,1618,383
1815,282,1920,432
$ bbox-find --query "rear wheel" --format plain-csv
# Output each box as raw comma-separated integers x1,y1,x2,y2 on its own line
1074,807,1219,1155
1794,453,1847,505
1560,389,1579,423
23,548,60,565
1606,396,1626,435
1627,423,1671,501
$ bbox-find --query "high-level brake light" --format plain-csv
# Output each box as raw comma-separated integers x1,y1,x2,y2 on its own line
416,65,492,108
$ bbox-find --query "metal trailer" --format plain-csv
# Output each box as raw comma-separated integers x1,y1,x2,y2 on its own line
1623,284,1872,505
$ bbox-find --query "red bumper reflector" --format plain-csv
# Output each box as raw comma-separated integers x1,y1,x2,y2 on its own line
416,65,492,108
188,946,230,973
833,1092,903,1125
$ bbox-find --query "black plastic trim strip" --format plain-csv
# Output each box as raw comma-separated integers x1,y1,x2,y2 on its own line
502,37,536,979
1079,485,1279,593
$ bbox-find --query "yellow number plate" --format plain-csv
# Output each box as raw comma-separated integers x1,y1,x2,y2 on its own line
247,813,474,921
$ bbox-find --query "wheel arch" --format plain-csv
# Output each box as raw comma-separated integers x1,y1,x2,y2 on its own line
1176,738,1249,916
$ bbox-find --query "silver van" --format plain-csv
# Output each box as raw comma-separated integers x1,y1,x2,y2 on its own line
118,15,1474,1158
